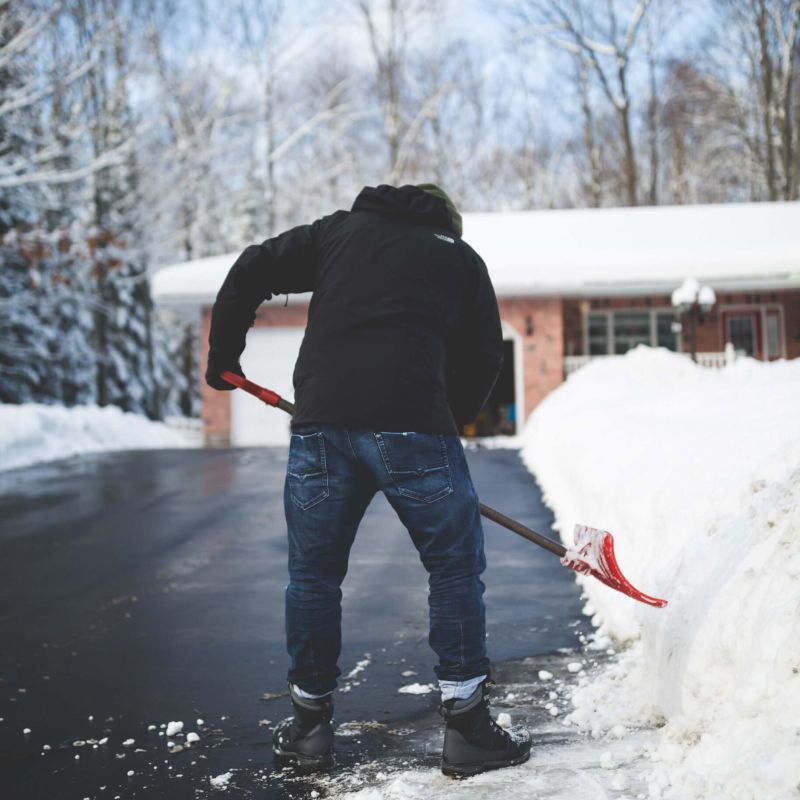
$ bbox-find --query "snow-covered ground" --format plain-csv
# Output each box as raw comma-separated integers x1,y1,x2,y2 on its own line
0,402,197,472
523,348,800,799
330,347,800,800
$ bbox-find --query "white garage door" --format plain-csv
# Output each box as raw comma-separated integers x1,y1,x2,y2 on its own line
231,327,306,446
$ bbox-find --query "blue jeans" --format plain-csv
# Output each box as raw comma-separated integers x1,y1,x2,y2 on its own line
284,425,490,695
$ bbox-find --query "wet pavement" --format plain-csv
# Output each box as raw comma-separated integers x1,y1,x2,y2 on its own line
0,445,591,799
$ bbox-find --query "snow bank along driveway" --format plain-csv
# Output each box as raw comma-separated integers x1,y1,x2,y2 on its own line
0,402,196,472
523,348,800,799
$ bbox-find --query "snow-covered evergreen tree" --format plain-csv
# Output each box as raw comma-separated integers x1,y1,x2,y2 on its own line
0,227,96,405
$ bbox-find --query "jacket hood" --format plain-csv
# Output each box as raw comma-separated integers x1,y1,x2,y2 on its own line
352,184,461,237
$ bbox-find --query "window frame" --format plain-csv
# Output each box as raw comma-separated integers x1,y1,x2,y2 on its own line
582,307,680,356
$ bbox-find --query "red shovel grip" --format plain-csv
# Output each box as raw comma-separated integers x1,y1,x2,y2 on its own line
219,371,295,414
220,370,282,405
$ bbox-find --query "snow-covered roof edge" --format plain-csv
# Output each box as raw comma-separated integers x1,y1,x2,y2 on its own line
152,201,800,306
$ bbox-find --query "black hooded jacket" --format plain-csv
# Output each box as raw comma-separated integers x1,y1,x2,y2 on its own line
207,185,504,434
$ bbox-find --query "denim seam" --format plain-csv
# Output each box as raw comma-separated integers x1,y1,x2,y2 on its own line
288,432,329,510
375,432,453,503
373,432,389,472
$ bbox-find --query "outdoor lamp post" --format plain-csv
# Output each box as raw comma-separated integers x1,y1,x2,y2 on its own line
671,278,717,363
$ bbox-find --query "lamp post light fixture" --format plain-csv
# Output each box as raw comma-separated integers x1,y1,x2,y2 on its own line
671,278,717,363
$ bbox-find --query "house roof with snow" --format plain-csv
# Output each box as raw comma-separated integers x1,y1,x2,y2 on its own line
151,201,800,304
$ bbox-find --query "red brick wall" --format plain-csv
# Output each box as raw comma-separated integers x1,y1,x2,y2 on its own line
497,297,564,424
563,290,800,358
200,308,230,445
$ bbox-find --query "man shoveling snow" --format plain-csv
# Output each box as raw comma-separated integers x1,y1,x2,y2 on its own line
205,184,531,777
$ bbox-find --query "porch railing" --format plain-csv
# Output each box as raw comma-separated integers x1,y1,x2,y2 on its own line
164,415,205,445
564,347,736,379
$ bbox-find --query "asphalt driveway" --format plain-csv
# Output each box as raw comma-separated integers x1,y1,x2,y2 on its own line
0,445,590,799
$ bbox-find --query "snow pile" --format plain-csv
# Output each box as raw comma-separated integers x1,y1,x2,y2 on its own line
0,402,196,472
523,347,800,799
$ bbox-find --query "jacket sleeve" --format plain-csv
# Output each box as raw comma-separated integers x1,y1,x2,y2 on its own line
445,251,504,427
207,221,321,369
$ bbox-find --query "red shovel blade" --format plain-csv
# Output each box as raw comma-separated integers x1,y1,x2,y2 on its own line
561,524,668,608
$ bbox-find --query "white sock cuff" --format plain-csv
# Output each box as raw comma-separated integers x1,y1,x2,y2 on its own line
439,674,487,701
291,683,333,700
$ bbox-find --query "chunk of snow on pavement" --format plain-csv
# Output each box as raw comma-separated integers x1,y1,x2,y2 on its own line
122,738,134,746
185,732,200,743
165,721,183,736
566,662,583,673
496,712,512,728
537,670,553,681
210,771,233,788
397,683,435,695
522,347,800,799
0,402,196,472
345,654,372,679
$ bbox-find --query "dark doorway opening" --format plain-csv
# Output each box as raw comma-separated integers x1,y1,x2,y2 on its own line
461,339,516,437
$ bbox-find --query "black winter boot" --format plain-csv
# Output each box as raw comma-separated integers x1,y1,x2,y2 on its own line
272,684,334,772
439,679,531,778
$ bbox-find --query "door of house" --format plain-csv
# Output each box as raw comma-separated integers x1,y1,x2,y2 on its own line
722,310,761,358
721,307,785,360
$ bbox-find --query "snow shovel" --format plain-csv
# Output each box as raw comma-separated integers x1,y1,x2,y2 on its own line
220,371,668,608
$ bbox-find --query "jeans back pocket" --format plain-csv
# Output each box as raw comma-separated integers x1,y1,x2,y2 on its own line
287,432,329,510
375,432,453,503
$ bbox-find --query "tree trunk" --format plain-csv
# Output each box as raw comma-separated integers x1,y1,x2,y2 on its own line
646,47,659,205
578,62,603,207
756,0,778,199
618,96,639,206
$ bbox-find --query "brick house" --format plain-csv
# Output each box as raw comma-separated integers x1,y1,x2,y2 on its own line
153,201,800,445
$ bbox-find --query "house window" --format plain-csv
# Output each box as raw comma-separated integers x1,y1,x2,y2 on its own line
613,312,651,354
656,312,678,351
765,310,782,359
588,314,609,355
586,309,679,355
